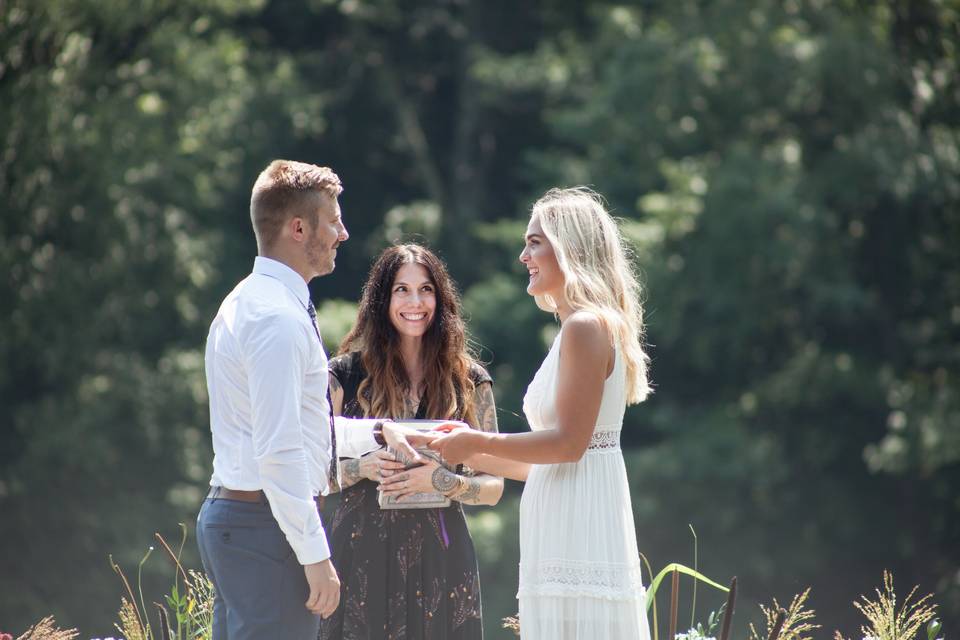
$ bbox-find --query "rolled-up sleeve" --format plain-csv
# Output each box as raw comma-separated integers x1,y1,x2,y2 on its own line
245,313,330,564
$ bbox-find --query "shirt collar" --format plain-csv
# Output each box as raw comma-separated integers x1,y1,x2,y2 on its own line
252,256,311,309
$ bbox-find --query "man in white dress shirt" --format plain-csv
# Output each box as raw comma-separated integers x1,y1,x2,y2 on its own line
196,160,431,639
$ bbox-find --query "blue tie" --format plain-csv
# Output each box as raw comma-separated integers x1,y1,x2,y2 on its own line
307,300,340,493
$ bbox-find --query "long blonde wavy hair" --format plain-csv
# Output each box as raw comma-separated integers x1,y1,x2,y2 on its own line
531,187,652,404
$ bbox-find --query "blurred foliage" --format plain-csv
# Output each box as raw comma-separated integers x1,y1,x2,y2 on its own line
1,0,958,637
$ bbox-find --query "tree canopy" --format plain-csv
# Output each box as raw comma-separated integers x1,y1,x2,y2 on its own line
2,0,958,636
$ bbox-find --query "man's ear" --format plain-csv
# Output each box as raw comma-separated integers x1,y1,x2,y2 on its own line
288,216,306,242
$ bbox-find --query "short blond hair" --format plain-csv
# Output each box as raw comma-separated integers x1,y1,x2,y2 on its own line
250,160,343,250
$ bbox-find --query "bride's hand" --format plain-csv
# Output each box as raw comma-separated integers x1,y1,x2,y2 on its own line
429,429,487,465
378,458,447,501
430,420,470,434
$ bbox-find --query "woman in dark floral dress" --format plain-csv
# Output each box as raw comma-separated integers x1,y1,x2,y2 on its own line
320,244,503,640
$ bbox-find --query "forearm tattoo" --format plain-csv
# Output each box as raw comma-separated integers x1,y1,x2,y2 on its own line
442,382,502,505
431,470,485,504
328,373,343,413
339,458,363,489
458,477,482,504
476,382,499,433
431,466,459,495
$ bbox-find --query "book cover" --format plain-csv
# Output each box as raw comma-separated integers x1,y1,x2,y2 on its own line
377,420,457,510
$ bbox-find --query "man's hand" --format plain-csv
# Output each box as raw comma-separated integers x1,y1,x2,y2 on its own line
304,558,340,618
381,421,468,464
429,428,488,465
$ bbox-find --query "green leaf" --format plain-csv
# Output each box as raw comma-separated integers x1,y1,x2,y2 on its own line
646,563,729,612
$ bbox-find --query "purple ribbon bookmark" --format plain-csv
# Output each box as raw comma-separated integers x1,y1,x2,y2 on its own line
438,509,450,549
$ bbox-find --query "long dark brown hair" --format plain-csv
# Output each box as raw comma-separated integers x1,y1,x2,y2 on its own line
338,244,479,426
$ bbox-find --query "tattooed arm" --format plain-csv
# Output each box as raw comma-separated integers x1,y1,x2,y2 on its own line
430,465,503,505
378,383,506,505
328,371,345,415
443,382,504,505
338,457,364,490
461,380,531,482
330,371,358,491
329,370,389,491
338,449,392,490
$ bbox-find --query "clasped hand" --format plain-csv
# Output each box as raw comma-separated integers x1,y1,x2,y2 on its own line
374,420,473,500
377,454,445,501
379,420,464,463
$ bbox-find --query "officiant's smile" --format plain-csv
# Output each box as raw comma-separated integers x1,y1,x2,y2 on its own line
389,262,437,340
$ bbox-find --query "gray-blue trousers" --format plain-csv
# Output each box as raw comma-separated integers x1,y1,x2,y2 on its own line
196,496,320,640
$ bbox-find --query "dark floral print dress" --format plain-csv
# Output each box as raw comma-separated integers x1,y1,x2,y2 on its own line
319,352,489,640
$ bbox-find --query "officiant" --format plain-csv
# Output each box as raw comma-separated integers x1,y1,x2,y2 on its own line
320,243,503,640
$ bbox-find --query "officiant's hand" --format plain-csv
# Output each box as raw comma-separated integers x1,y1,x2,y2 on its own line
381,421,436,463
429,428,488,465
378,458,445,501
356,449,397,482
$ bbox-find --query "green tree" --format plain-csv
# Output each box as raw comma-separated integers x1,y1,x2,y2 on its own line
468,0,960,632
0,0,304,631
3,0,958,637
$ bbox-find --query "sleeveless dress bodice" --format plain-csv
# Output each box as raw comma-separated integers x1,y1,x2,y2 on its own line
517,328,650,639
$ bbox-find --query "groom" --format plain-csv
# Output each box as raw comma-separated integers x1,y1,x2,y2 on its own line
197,160,431,640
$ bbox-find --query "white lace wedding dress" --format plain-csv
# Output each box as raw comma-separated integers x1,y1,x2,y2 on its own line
517,328,650,639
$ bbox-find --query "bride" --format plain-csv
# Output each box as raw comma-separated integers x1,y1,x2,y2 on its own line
431,186,652,639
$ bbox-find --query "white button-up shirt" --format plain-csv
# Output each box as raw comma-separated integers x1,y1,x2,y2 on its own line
204,257,379,564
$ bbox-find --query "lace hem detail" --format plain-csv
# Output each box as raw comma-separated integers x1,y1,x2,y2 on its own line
518,559,644,600
586,430,621,452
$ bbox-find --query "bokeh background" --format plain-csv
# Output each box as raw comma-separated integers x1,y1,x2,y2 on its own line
2,0,959,637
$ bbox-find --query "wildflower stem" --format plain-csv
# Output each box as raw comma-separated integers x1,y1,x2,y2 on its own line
110,554,146,633
767,607,786,640
718,576,737,640
640,553,659,640
154,531,190,585
137,546,154,638
669,569,680,640
689,524,698,631
155,602,172,640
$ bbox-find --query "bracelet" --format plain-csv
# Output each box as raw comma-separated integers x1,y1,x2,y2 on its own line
372,420,386,446
451,474,469,499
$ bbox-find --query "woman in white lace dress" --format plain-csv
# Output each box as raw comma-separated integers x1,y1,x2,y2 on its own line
431,187,652,639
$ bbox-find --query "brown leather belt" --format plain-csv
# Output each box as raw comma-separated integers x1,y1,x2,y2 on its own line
207,486,324,507
208,486,266,503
